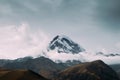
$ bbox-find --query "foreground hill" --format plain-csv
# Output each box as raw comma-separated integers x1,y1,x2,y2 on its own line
0,68,48,80
0,56,82,79
55,60,119,80
0,60,119,80
0,57,66,79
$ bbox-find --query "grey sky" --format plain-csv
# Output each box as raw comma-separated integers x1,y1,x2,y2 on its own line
0,0,120,56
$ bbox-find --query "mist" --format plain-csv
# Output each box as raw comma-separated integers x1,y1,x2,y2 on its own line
0,23,49,59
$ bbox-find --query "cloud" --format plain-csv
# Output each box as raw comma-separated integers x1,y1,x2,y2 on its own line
44,51,85,63
81,52,120,64
43,50,120,64
0,23,49,59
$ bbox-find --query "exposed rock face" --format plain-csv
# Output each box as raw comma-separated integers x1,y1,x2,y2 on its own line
48,35,85,54
55,60,120,80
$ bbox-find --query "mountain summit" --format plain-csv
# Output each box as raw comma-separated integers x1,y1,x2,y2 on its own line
48,35,85,54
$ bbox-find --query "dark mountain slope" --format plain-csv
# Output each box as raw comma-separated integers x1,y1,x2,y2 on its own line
0,68,48,80
55,60,119,80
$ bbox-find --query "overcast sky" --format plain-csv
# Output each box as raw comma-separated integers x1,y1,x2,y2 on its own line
0,0,120,59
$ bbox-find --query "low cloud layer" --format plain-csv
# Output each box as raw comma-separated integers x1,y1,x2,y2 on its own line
44,50,120,64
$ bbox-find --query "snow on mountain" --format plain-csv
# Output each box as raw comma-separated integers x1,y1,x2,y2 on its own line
42,35,120,64
47,35,85,54
39,35,86,64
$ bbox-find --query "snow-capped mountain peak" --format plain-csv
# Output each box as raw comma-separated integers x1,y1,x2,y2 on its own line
47,35,85,54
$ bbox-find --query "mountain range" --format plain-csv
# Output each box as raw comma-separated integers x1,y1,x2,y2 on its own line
0,35,120,80
0,60,119,80
46,35,120,64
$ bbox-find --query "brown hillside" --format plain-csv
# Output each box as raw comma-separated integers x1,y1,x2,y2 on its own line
55,60,120,80
0,68,48,80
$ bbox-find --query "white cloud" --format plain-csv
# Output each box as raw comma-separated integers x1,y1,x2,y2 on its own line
43,50,120,64
81,52,120,64
44,50,85,63
0,23,49,59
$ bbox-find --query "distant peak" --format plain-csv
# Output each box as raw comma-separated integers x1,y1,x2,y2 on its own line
48,35,85,54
